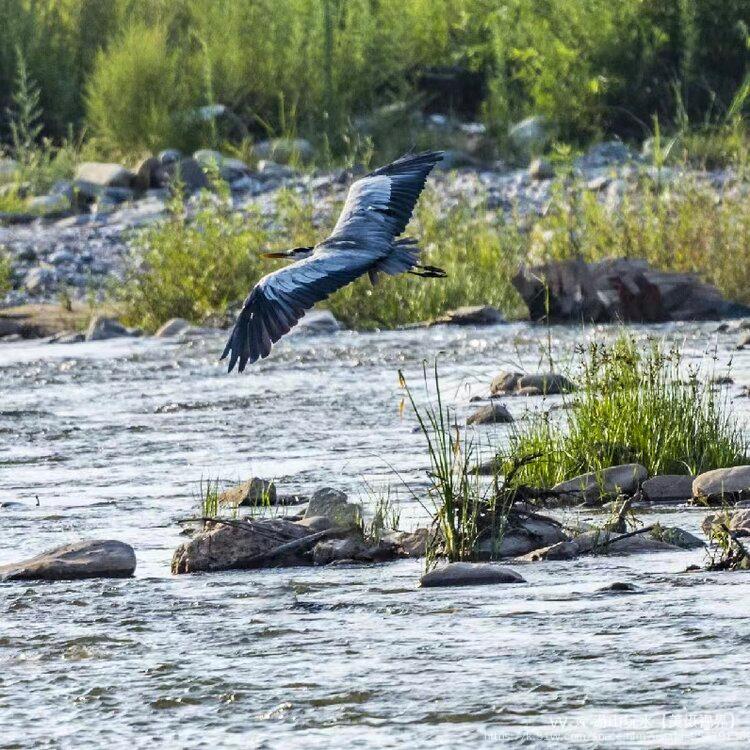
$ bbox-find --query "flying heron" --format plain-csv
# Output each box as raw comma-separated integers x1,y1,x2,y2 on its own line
221,150,446,372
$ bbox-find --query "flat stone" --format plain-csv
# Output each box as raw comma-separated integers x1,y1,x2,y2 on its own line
154,317,191,337
431,305,505,326
420,562,525,588
467,403,513,425
641,475,694,504
0,540,136,581
218,477,276,507
552,463,648,503
304,487,362,528
693,466,750,505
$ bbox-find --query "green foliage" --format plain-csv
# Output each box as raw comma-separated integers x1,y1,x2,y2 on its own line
510,336,748,488
0,250,12,295
116,190,269,331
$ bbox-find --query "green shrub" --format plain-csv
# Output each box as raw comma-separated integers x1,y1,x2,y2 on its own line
509,336,748,488
0,250,12,295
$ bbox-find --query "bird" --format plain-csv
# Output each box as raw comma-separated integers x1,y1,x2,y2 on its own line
221,150,446,372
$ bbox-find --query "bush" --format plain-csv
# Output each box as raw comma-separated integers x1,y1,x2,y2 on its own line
509,336,748,488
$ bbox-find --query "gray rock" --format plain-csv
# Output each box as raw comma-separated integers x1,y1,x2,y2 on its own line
575,141,635,171
85,316,132,341
164,158,209,193
490,371,523,394
597,581,640,593
467,402,514,425
28,193,70,214
220,157,250,182
0,539,136,581
657,527,704,550
693,466,750,505
253,138,314,164
154,317,191,337
193,149,224,169
516,372,575,395
477,512,568,558
256,160,296,180
420,562,525,588
74,162,134,188
304,487,362,528
737,332,750,350
24,267,57,294
48,331,85,344
295,515,334,533
702,508,750,535
290,309,341,335
312,536,368,565
133,157,165,191
641,475,694,504
527,528,680,560
48,248,75,266
552,463,648,504
386,528,429,557
158,149,182,165
218,477,276,507
508,116,551,156
431,305,505,326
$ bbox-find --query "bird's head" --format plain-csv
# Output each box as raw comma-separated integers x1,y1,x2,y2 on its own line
262,246,313,260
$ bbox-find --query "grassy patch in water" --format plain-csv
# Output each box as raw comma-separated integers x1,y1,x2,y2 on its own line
509,335,748,488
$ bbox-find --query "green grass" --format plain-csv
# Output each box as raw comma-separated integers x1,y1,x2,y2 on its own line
0,251,12,296
509,335,748,488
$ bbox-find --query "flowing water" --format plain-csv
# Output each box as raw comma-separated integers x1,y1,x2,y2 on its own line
1,321,749,749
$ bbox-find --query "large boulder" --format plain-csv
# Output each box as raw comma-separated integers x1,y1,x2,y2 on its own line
304,488,362,528
172,517,318,573
467,402,514,425
693,467,750,505
513,257,748,324
219,477,276,507
0,540,136,581
552,463,648,504
85,316,136,341
74,162,135,189
641,475,694,504
420,562,525,588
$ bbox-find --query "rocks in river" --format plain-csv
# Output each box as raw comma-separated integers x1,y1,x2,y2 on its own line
552,463,648,504
467,402,514,425
513,257,748,324
290,309,341,335
641,474,694,504
477,507,568,558
737,332,750,350
0,539,136,581
85,315,139,341
386,528,430,558
655,526,704,550
692,466,750,505
304,488,362,528
597,581,640,593
218,477,276,507
701,508,750,535
490,370,575,396
0,303,88,339
420,562,526,588
430,305,504,326
154,317,191,338
312,535,400,565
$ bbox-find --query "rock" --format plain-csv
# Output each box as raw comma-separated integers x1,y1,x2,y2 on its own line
527,528,680,560
220,157,250,183
597,581,640,593
508,116,551,157
193,149,224,169
693,466,750,505
477,510,568,558
154,317,191,337
48,331,85,344
702,508,750,535
737,332,750,350
28,193,70,214
171,517,316,573
158,149,182,165
164,157,209,193
218,477,276,507
74,162,134,188
256,160,296,180
253,138,314,164
490,371,523,394
430,305,504,326
513,257,748,324
24,267,57,294
641,475,694,504
0,540,136,581
295,515,334,533
575,141,636,171
517,373,575,395
552,463,648,504
387,528,430,557
467,403,514,425
528,158,555,180
133,157,165,191
312,536,367,565
420,562,525,588
304,488,361,528
656,526,704,550
85,316,132,341
290,309,341,335
0,304,89,339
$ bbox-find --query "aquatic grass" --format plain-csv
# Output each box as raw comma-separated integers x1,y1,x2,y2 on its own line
509,335,749,489
362,485,402,544
196,477,221,519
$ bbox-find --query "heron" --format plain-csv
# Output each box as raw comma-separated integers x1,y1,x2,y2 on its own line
221,150,446,372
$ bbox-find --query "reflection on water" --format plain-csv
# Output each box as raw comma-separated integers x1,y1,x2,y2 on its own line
1,321,749,748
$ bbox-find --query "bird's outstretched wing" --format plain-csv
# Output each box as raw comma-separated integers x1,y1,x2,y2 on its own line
330,150,443,244
221,245,371,372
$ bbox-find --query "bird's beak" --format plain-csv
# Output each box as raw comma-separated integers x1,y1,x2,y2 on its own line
262,251,292,259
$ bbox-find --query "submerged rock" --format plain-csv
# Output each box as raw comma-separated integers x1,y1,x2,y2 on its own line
552,463,648,504
420,562,525,588
467,402,514,425
430,305,505,326
641,474,694,504
0,539,136,581
491,371,575,396
304,487,362,528
219,477,276,507
597,581,640,593
477,508,568,558
693,466,750,505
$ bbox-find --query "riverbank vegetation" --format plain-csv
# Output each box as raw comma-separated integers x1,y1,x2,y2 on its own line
509,336,748,488
0,1,747,161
